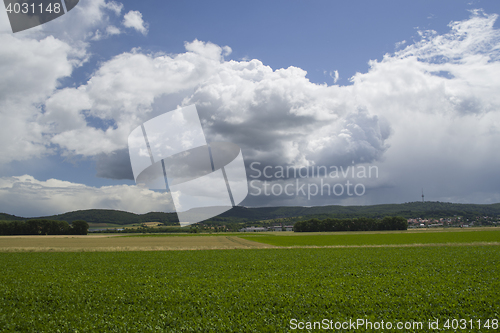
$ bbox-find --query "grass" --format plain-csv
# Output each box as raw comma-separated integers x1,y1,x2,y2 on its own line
0,246,498,332
240,228,500,247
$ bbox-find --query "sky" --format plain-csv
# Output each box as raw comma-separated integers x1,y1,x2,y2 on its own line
0,0,500,217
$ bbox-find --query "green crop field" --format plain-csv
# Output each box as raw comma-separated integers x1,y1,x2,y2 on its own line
240,229,500,247
0,246,499,332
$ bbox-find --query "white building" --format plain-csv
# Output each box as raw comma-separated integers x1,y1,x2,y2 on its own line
239,227,267,232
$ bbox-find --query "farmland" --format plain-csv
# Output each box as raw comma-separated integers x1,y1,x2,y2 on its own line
0,228,499,252
0,246,499,332
0,234,274,252
240,228,500,247
0,229,498,332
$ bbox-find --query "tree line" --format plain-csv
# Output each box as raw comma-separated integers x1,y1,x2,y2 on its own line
293,216,407,232
0,220,89,235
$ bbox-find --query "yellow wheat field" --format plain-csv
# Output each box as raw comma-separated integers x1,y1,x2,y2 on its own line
0,235,276,252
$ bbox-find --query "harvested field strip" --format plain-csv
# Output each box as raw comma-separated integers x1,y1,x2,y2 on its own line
0,235,274,252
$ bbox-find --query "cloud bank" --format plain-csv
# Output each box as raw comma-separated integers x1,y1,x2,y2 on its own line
1,8,500,214
0,175,173,217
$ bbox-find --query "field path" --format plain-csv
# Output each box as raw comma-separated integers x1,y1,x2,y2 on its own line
224,236,277,248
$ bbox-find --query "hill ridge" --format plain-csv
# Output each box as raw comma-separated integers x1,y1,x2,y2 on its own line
2,201,500,225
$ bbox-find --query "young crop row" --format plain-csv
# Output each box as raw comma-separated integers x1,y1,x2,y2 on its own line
0,246,498,332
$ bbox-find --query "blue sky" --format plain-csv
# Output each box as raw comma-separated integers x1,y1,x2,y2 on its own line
0,0,500,216
90,0,499,85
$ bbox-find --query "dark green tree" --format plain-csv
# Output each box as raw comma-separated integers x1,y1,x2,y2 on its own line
71,220,89,235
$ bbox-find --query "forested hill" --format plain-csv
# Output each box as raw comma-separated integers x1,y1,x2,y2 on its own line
2,202,500,225
0,213,24,221
216,201,500,222
0,210,179,226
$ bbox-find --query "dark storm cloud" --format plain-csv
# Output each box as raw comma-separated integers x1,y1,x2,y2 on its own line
95,149,134,180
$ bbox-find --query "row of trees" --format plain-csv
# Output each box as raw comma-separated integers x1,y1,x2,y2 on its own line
0,220,89,235
293,216,407,232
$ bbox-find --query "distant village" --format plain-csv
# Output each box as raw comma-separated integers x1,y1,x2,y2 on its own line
407,215,500,228
237,216,500,232
239,225,294,232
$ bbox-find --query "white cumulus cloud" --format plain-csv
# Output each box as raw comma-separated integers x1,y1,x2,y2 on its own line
0,175,174,217
2,8,500,211
0,0,149,164
123,10,148,35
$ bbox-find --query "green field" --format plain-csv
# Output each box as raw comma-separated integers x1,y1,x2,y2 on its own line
0,246,499,332
240,229,500,247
